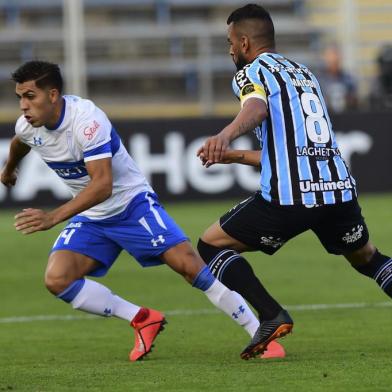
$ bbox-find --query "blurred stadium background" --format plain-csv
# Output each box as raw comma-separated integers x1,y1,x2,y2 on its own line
0,0,392,207
0,0,391,117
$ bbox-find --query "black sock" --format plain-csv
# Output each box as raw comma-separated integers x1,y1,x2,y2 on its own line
353,250,392,297
197,239,283,320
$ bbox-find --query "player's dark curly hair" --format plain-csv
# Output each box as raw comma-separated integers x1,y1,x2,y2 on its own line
227,4,275,46
12,60,63,93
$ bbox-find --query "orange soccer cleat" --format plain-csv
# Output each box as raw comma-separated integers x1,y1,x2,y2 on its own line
129,307,167,361
241,309,293,360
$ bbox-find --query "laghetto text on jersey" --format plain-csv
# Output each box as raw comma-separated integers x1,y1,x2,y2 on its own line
232,52,356,206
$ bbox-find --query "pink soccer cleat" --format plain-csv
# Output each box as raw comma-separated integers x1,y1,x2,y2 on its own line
129,307,166,361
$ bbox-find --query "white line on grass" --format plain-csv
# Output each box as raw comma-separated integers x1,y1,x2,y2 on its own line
1,301,391,324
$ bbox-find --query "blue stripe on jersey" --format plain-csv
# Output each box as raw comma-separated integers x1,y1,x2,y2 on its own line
268,55,316,205
46,159,88,179
110,127,121,156
308,72,354,202
287,60,337,203
317,160,334,204
257,57,293,204
280,58,336,205
84,141,111,158
260,119,272,201
46,127,121,181
232,77,241,98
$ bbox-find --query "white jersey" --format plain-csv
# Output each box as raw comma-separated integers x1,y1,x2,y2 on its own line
15,95,153,220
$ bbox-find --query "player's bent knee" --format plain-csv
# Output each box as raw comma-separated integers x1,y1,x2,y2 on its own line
161,241,205,283
44,271,74,295
344,242,376,266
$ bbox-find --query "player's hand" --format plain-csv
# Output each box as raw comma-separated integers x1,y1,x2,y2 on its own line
198,132,231,165
14,208,56,234
0,168,17,187
197,149,213,167
197,150,236,168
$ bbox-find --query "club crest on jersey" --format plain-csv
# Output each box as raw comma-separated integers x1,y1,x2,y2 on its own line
33,136,43,146
83,120,100,140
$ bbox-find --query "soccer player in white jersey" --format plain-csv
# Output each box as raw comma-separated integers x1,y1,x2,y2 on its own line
197,4,392,360
0,60,262,361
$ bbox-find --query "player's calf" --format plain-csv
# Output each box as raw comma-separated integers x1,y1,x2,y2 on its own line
351,249,392,297
162,241,259,337
198,239,283,320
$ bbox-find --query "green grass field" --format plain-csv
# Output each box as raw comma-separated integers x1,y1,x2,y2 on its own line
1,194,392,391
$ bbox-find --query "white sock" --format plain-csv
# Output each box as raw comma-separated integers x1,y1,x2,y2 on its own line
232,291,259,336
70,279,140,322
204,279,260,336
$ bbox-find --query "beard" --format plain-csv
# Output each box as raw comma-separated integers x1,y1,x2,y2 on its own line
234,53,249,71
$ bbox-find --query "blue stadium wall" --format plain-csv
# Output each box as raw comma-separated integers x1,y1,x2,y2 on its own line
0,112,391,208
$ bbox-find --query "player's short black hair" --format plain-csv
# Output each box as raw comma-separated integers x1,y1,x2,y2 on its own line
12,60,63,93
227,4,275,46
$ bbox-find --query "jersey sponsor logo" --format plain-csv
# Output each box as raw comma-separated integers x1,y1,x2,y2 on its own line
266,63,312,75
53,165,88,179
342,224,364,244
83,120,100,141
299,179,353,193
296,146,341,159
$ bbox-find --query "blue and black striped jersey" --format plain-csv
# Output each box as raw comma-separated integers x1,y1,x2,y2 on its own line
232,52,356,206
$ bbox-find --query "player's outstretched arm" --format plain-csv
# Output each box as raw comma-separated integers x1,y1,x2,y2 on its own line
199,97,267,165
1,136,31,187
198,149,261,168
15,158,113,234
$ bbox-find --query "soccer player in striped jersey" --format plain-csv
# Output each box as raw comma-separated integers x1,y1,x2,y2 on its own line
197,4,392,360
1,60,262,362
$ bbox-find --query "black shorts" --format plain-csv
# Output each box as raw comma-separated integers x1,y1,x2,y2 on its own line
219,192,369,255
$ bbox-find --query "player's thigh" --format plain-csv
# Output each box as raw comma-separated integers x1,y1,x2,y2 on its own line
201,221,252,252
46,250,100,285
218,192,307,255
110,192,188,268
312,199,370,256
50,221,122,278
